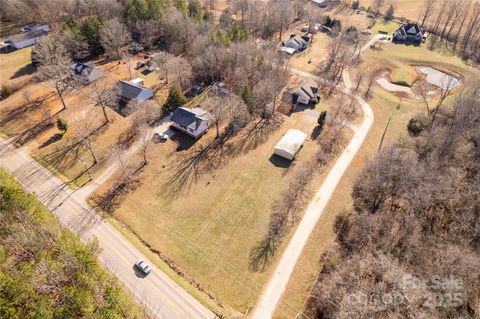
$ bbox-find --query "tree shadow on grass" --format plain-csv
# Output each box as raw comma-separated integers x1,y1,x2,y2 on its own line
39,133,63,149
9,64,34,79
92,166,143,214
248,235,280,272
0,92,55,128
311,125,323,140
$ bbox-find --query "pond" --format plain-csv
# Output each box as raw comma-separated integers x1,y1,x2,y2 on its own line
418,67,459,90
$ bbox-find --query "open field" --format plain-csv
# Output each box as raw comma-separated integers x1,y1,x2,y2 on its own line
101,108,342,314
358,0,424,21
0,47,33,86
273,38,478,319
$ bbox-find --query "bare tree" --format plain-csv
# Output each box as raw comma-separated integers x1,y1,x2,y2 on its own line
138,125,152,166
88,79,116,125
100,18,131,61
152,52,176,84
364,73,376,100
74,119,98,165
34,38,72,111
371,0,386,17
419,0,437,27
171,57,193,90
269,0,295,40
231,0,250,24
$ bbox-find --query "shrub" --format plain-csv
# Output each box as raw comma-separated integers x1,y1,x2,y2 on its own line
56,118,69,133
1,83,15,98
317,110,327,128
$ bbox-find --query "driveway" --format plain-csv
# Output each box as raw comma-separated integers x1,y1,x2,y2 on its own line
250,37,376,318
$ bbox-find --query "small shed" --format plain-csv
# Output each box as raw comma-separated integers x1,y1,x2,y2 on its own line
273,129,307,160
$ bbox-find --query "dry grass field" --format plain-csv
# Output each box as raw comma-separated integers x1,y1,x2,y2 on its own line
0,47,33,87
358,0,425,21
102,107,343,314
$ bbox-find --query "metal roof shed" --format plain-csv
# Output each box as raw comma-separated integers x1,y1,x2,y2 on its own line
273,129,307,161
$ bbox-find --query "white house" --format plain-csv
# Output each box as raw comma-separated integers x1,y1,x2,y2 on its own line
4,30,48,49
170,107,213,139
273,129,307,160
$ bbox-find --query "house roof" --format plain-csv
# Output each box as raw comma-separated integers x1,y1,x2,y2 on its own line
291,79,319,102
117,80,152,100
274,129,307,160
286,35,308,48
71,61,95,76
5,30,47,44
395,23,423,37
171,107,211,130
281,47,296,55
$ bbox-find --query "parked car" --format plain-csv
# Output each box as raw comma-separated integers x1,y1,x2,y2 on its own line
153,132,169,142
134,259,152,275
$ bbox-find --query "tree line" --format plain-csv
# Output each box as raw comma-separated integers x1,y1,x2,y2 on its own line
0,168,147,318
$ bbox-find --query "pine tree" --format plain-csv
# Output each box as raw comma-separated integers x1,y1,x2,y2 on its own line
163,87,187,113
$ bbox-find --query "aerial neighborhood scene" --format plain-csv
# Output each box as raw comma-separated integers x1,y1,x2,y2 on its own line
0,0,479,318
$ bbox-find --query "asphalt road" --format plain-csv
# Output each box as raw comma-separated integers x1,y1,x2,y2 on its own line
250,37,378,318
0,138,215,319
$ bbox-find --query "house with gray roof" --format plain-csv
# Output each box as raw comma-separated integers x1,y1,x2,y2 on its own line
4,29,48,49
289,79,319,107
170,107,213,139
281,35,311,55
145,60,158,72
71,61,104,84
116,80,154,103
393,23,424,44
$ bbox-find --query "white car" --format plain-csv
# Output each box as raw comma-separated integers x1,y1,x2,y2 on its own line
135,259,152,275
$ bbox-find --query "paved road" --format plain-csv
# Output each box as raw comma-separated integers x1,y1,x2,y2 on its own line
250,37,378,319
0,138,215,319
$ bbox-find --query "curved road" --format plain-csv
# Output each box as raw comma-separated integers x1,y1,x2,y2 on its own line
0,138,215,319
251,36,379,318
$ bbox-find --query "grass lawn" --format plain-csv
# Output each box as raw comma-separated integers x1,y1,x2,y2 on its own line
103,109,334,315
370,20,400,35
274,40,477,319
0,47,33,87
288,32,331,74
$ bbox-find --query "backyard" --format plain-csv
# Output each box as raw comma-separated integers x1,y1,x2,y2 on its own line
97,103,346,314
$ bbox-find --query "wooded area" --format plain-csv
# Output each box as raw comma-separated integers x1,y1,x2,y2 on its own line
0,168,139,319
305,85,480,318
